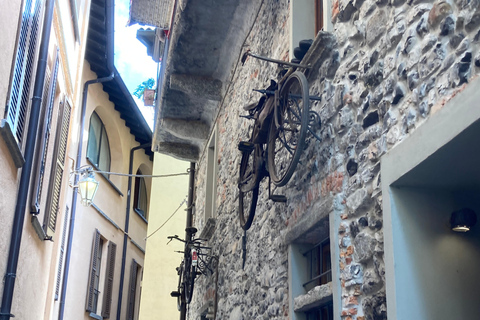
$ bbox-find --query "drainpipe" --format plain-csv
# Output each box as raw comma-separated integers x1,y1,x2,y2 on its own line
116,142,151,320
0,0,55,318
58,0,115,317
58,73,114,320
180,162,196,320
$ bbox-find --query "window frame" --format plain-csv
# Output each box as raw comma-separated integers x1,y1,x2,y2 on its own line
289,0,332,60
305,301,333,320
86,230,117,318
205,126,218,220
303,237,332,292
87,111,111,177
133,169,148,221
126,259,141,320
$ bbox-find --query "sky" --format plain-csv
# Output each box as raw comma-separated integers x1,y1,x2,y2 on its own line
113,0,158,130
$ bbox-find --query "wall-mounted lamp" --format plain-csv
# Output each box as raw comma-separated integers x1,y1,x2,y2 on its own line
72,167,99,207
450,208,477,232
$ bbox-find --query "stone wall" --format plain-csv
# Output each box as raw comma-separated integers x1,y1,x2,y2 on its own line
188,0,480,319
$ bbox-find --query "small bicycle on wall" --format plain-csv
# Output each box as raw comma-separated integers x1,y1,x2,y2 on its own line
168,229,218,309
238,45,322,230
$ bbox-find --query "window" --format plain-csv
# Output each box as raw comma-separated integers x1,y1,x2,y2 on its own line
305,302,333,320
205,127,218,219
55,206,70,301
126,260,141,320
87,112,111,175
4,0,43,146
86,230,117,318
31,49,59,215
303,237,331,292
287,215,334,319
314,0,323,35
44,99,72,234
289,0,330,60
133,169,148,220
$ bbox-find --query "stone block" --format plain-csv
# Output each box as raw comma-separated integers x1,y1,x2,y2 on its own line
366,10,388,46
353,232,377,262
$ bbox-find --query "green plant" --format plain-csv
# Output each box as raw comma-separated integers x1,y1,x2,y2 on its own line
133,78,155,99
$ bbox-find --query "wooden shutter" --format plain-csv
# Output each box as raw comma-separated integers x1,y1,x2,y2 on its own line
86,229,101,313
31,49,59,214
44,99,71,233
315,0,324,34
6,0,44,145
101,242,116,319
54,206,69,300
126,260,139,320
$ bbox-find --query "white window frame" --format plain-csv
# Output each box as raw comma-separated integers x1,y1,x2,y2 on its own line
205,126,218,220
289,0,333,60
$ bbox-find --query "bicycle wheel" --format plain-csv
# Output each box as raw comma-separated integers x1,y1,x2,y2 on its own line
238,145,260,230
267,71,309,187
184,253,196,304
170,261,185,311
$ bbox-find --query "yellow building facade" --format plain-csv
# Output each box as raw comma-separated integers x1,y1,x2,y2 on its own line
0,0,153,319
138,154,189,320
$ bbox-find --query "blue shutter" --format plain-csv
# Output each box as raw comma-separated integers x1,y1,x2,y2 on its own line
31,48,59,213
6,0,44,145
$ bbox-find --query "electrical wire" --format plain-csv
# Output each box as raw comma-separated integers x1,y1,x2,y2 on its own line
199,0,265,161
71,164,190,178
145,198,187,240
92,170,189,178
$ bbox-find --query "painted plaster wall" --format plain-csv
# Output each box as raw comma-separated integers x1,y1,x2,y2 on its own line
61,62,152,320
0,2,93,319
138,153,189,320
0,0,22,115
0,1,27,300
390,188,480,320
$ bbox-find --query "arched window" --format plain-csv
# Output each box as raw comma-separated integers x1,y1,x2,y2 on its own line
87,112,111,175
133,169,148,220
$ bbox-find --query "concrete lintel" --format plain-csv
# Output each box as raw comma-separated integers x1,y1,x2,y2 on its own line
285,196,333,244
169,74,222,101
153,141,199,162
294,282,333,312
162,117,210,141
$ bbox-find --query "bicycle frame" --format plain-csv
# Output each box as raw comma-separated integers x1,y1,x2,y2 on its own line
238,49,323,230
168,234,217,304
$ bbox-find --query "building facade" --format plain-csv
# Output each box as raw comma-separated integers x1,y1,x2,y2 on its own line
141,0,480,319
138,153,190,320
0,0,153,319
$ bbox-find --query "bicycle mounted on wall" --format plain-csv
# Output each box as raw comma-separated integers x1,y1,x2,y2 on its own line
238,44,322,231
168,228,218,309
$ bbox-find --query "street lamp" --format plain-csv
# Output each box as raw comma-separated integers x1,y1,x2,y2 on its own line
77,167,99,206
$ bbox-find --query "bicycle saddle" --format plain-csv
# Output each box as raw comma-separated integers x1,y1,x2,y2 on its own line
243,95,266,111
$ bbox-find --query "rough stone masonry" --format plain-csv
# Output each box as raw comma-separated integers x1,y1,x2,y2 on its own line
187,0,480,319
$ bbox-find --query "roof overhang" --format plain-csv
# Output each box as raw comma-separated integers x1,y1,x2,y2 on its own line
148,0,258,161
85,0,153,158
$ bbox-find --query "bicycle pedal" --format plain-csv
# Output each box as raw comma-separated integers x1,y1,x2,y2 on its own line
270,195,287,202
238,141,254,152
170,291,181,297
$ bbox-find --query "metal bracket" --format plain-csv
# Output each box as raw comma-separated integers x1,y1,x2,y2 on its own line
243,51,311,69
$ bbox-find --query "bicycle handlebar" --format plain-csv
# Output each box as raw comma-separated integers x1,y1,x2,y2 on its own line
167,235,209,247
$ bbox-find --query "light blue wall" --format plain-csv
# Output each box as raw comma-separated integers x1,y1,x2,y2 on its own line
390,187,480,320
